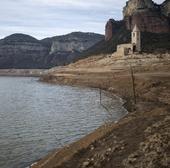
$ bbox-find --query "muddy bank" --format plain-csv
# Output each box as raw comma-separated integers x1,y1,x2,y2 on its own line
0,69,46,77
33,54,170,168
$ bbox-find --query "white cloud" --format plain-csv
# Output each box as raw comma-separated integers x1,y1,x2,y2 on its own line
32,0,123,9
0,0,165,39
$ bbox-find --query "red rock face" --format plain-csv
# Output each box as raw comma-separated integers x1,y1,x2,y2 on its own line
105,19,124,41
105,19,114,41
105,0,170,41
125,10,170,33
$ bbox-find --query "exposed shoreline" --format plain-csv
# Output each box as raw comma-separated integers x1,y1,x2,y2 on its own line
32,53,170,168
0,69,46,77
30,84,129,168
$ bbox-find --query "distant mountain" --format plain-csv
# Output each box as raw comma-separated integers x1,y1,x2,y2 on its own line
40,32,104,67
0,32,104,69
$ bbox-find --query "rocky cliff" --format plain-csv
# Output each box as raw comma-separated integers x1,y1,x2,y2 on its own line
123,0,156,17
43,32,104,67
105,19,124,41
0,34,49,69
0,32,104,69
105,0,170,41
49,32,102,54
123,0,170,33
161,0,170,16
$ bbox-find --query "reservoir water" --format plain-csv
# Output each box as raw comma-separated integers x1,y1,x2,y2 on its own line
0,77,127,168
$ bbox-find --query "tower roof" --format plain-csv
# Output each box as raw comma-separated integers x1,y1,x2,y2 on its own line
133,24,140,32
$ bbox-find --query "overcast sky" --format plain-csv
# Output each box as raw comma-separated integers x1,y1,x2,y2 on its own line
0,0,164,39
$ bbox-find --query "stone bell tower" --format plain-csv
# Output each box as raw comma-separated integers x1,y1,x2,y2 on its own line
132,24,141,52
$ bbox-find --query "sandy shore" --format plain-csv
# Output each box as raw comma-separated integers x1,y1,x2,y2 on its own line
32,53,170,168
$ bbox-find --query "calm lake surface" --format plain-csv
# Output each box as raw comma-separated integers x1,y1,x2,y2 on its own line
0,77,127,168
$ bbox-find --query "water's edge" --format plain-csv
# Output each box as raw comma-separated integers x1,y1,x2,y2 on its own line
0,77,127,168
30,86,128,168
0,69,46,77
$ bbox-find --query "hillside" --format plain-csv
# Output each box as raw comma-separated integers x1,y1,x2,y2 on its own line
0,34,49,69
35,52,170,168
0,32,104,69
41,32,104,67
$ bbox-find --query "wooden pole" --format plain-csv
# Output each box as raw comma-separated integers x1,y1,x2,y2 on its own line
130,65,137,104
100,88,102,105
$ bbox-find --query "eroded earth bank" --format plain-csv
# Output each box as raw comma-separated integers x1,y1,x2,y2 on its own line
32,53,170,168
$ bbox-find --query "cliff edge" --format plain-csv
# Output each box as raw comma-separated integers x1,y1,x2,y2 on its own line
105,0,170,41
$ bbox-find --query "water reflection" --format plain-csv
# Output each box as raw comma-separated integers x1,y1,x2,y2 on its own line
0,77,126,168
